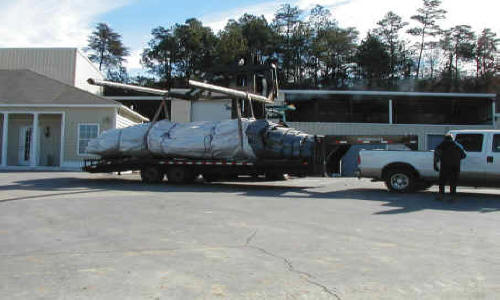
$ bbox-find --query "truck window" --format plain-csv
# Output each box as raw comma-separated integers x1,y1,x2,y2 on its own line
455,134,483,152
493,134,500,153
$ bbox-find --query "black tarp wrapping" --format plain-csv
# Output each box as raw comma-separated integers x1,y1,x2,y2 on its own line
245,120,315,160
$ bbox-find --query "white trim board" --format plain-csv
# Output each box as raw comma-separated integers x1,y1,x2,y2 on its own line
0,165,80,171
287,122,494,128
0,104,149,122
118,105,149,122
282,89,496,98
0,104,120,108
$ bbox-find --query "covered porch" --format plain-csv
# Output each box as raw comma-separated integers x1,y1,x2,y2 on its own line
0,112,64,169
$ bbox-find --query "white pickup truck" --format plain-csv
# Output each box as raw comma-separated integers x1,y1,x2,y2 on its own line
357,130,500,192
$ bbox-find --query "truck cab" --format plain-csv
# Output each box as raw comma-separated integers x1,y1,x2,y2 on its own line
449,130,500,186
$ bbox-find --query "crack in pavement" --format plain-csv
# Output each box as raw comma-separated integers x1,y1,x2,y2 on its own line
245,230,257,246
2,230,341,299
243,230,341,300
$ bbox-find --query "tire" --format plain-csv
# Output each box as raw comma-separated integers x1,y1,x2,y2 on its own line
384,168,415,193
203,173,218,182
140,166,164,184
167,167,195,184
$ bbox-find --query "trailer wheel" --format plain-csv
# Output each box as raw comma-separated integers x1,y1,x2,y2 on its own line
167,167,195,184
384,168,415,193
202,173,218,182
140,166,164,184
265,172,287,181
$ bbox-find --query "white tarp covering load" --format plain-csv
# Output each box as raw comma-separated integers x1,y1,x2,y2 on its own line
147,119,255,159
87,119,256,160
211,119,254,159
86,123,150,157
87,118,316,161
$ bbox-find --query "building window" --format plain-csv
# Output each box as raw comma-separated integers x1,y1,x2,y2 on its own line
78,124,99,155
455,134,483,152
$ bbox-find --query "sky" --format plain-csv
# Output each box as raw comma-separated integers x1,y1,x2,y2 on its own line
1,0,498,74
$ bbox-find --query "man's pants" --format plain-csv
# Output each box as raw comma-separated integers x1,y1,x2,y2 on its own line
439,166,460,195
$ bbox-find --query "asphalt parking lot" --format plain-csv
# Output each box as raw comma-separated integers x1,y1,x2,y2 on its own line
0,172,499,299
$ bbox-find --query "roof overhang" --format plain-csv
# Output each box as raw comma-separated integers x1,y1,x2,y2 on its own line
0,103,149,122
106,96,164,101
118,105,149,122
0,104,121,107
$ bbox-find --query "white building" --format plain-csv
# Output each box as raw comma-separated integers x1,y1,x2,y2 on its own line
0,48,147,170
0,48,104,95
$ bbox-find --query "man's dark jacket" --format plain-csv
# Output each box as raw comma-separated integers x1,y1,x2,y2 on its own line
434,138,467,169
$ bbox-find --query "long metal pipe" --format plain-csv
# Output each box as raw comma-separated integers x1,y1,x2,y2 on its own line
88,78,274,103
88,78,169,96
188,80,273,103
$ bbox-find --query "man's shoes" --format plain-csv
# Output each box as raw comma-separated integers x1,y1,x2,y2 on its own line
448,195,457,203
435,194,444,201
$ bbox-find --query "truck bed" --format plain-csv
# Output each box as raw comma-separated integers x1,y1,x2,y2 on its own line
358,150,436,180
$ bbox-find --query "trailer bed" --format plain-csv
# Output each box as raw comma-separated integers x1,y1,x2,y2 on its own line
83,156,322,183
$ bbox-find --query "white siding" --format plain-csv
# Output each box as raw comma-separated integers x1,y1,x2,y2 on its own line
74,50,104,95
0,48,104,95
171,99,191,123
116,114,138,128
0,48,76,86
288,122,496,150
191,100,231,122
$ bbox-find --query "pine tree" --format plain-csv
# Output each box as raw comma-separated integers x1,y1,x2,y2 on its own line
408,0,447,78
86,23,129,75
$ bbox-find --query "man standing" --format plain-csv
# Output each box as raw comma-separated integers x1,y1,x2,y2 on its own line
434,135,467,202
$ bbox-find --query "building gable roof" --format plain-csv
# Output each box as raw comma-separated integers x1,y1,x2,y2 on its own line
0,69,120,106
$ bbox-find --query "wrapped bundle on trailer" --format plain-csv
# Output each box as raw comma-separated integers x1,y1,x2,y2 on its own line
83,76,325,183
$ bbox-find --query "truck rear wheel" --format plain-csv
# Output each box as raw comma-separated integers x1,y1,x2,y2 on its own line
384,169,415,193
141,166,164,184
167,167,195,184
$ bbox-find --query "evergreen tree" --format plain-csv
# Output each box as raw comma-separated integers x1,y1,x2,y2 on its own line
141,26,178,87
141,19,217,85
408,0,447,78
475,28,499,78
272,4,303,84
373,12,409,83
440,25,475,83
86,23,129,77
355,34,391,88
216,20,248,65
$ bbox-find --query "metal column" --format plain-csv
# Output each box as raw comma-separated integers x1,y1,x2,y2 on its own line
1,113,8,167
388,99,393,124
30,113,39,167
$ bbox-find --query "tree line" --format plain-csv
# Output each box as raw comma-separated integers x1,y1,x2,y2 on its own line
85,0,499,93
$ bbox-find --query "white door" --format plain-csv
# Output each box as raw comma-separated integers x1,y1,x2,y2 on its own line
18,126,32,165
455,133,486,184
485,133,500,184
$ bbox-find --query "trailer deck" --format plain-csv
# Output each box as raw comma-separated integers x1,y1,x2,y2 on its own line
83,156,323,184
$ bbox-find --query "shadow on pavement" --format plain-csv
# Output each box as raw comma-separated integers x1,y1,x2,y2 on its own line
0,176,499,214
304,188,500,214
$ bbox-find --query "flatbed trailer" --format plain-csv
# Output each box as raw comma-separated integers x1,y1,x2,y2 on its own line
84,70,325,183
83,136,326,184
